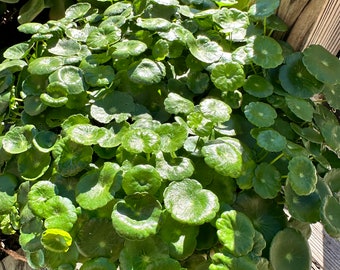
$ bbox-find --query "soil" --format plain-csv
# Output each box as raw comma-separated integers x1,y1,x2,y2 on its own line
0,232,21,260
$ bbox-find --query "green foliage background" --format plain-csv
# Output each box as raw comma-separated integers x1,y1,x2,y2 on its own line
0,0,340,269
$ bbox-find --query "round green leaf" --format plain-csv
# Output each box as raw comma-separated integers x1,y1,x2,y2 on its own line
80,257,116,270
76,218,124,259
28,57,64,75
152,39,169,60
290,123,323,144
187,71,210,94
0,59,27,74
87,26,121,49
324,169,340,194
54,138,93,177
66,124,106,145
233,190,287,257
155,152,194,181
321,196,340,238
285,183,321,223
256,129,287,152
285,96,314,122
76,162,121,210
216,210,255,257
40,93,68,108
111,193,162,240
252,36,283,69
2,125,33,154
288,156,317,196
49,66,86,95
270,228,311,270
211,252,257,270
28,181,57,218
111,40,148,59
21,74,48,96
164,93,195,115
33,130,58,153
244,102,277,127
303,45,340,84
159,211,199,260
249,0,280,19
0,71,14,94
120,237,181,270
24,95,47,115
18,147,51,181
187,111,214,137
200,98,232,123
0,174,17,214
122,164,162,195
43,196,77,231
253,163,281,199
201,138,243,178
41,228,72,253
48,39,81,56
279,52,323,98
211,63,245,92
65,3,91,20
4,42,30,60
128,58,166,85
136,17,172,31
83,65,115,87
164,179,219,225
155,123,188,153
90,91,135,124
188,35,223,64
243,75,273,98
122,128,160,154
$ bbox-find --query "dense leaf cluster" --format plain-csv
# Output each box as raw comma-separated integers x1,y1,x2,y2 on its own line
0,0,340,269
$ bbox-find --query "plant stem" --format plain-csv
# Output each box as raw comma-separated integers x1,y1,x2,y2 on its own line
270,152,284,165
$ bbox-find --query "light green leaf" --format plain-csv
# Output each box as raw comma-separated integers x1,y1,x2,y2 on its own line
253,163,281,199
155,123,188,153
200,98,232,123
0,174,17,214
111,193,162,240
188,35,223,63
152,39,169,60
201,138,243,178
155,152,194,181
48,39,81,56
303,45,340,84
4,42,31,60
17,0,45,24
83,65,115,87
41,228,72,253
66,124,106,145
164,179,219,225
252,36,283,68
270,228,311,270
28,57,64,75
136,17,172,31
90,91,135,124
86,27,121,49
211,63,245,92
164,93,195,115
76,162,121,210
122,164,162,195
64,3,91,20
288,156,317,196
128,58,166,85
187,111,214,137
111,40,147,59
216,210,255,257
244,102,277,127
2,125,34,154
122,128,160,154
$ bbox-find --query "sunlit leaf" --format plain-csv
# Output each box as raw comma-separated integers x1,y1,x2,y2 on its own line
48,39,81,56
128,58,166,85
216,210,255,256
4,42,31,60
164,93,195,115
122,164,162,195
248,0,280,19
188,35,223,64
155,123,188,152
111,40,147,59
164,179,219,225
41,228,72,253
122,128,160,153
136,17,172,31
200,98,232,123
83,65,115,87
211,63,245,92
66,124,106,145
111,193,162,240
256,129,287,152
243,75,273,98
0,174,17,214
2,125,34,154
64,2,91,20
28,57,64,75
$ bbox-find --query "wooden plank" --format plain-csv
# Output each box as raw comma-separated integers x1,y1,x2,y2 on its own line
276,0,340,55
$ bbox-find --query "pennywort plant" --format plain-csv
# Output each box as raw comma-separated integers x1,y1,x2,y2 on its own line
0,0,340,269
